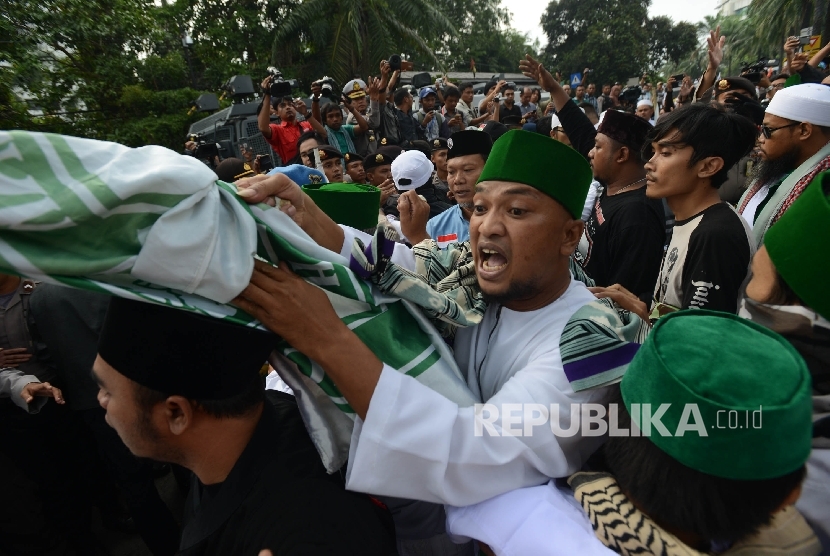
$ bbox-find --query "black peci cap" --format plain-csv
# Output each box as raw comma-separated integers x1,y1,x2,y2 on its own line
98,297,277,400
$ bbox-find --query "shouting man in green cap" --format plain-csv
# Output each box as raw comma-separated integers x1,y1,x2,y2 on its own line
233,130,615,508
443,310,819,555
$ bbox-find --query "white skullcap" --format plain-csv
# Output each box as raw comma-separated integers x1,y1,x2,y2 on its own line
637,99,653,108
549,114,562,128
766,83,830,127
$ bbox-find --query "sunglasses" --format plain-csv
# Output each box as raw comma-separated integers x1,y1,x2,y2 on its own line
760,122,800,139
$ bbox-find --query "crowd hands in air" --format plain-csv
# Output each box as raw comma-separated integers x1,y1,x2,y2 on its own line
3,18,830,556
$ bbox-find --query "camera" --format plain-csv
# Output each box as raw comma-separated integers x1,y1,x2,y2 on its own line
312,76,339,102
389,54,402,72
256,154,274,173
187,134,221,168
620,86,642,104
265,67,293,98
388,54,414,72
740,58,777,84
671,74,685,84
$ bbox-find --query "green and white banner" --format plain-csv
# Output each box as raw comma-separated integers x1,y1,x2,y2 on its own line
0,130,476,471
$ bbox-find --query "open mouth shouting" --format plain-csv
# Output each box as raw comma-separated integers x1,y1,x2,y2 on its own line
477,242,509,279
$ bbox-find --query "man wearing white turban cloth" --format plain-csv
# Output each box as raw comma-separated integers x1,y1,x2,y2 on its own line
738,83,830,245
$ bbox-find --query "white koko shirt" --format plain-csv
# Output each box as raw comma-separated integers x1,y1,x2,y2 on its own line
339,226,610,506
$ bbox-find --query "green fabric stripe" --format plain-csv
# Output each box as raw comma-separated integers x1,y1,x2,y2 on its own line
0,193,47,208
404,347,442,379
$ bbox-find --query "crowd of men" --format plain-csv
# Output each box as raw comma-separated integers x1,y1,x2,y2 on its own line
2,22,830,556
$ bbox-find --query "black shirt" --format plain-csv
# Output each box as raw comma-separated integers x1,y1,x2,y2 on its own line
652,202,752,314
498,102,522,123
557,101,666,300
574,186,666,301
179,392,397,555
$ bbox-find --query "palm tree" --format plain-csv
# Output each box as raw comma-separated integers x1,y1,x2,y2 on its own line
750,0,814,50
270,0,455,84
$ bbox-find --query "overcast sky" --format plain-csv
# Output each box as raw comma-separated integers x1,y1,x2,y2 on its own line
503,0,719,46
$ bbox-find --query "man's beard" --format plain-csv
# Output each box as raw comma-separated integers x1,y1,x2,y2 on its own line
479,278,540,306
750,146,800,184
458,201,474,210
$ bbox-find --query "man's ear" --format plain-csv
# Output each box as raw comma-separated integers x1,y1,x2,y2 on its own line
798,122,815,141
616,146,630,164
561,219,585,256
697,156,725,179
164,396,196,436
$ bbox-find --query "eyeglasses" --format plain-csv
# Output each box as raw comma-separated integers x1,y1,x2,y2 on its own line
760,122,800,139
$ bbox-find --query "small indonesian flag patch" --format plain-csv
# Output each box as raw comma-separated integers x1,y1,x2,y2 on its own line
436,233,458,249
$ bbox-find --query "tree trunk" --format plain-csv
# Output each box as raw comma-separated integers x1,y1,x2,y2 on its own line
801,0,813,31
815,0,829,38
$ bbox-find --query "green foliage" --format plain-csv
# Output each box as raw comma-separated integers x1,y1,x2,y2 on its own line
417,0,539,74
270,0,455,85
663,0,829,80
540,0,701,86
647,17,699,72
2,0,537,150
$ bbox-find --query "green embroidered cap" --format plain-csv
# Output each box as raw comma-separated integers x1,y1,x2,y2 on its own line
620,310,812,480
302,182,380,230
765,170,830,321
476,129,591,219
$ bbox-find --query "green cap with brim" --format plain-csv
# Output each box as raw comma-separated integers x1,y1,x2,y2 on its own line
476,130,591,219
302,182,380,230
765,170,830,321
620,310,812,480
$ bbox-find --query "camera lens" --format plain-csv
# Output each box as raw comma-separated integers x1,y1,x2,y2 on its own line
389,55,402,72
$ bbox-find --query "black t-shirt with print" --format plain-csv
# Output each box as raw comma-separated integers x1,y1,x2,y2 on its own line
652,202,753,314
574,186,666,301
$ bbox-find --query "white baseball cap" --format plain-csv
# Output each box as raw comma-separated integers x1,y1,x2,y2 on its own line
391,150,433,191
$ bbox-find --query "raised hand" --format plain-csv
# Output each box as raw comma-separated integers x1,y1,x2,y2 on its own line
293,98,307,115
397,190,431,244
519,54,558,93
707,26,725,70
790,52,809,73
367,76,381,101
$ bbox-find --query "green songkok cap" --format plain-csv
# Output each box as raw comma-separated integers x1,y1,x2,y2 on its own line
765,170,830,321
302,182,380,230
620,310,812,480
476,130,591,219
